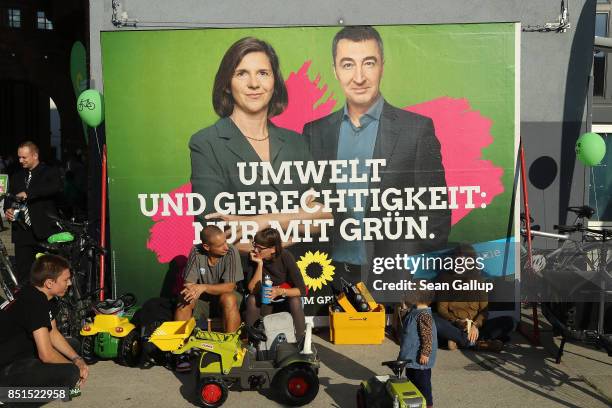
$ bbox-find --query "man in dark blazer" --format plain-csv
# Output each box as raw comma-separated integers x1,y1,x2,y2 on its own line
302,26,451,295
3,141,62,284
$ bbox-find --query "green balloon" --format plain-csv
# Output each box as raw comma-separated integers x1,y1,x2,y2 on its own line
77,89,104,127
575,132,606,166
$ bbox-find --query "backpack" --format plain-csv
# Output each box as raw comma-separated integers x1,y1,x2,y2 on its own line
131,297,176,368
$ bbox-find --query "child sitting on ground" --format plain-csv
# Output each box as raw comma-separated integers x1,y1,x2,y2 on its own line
398,283,437,408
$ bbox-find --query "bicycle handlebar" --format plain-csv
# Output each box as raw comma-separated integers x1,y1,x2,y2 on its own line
48,214,88,230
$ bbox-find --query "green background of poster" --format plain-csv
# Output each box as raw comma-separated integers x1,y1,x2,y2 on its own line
101,24,516,303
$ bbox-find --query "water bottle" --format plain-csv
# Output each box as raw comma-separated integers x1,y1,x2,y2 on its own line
392,394,400,408
261,274,272,304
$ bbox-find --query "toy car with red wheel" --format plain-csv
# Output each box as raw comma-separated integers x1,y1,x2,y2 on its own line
150,311,319,407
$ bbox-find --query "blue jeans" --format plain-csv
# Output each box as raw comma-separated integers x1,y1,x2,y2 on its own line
433,314,514,347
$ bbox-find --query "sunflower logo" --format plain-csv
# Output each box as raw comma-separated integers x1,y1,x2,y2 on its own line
297,251,335,292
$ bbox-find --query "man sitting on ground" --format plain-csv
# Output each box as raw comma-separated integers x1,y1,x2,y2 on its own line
174,225,243,371
0,254,88,390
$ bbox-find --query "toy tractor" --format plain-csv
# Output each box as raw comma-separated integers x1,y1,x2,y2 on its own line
150,312,319,407
357,360,426,408
80,295,141,367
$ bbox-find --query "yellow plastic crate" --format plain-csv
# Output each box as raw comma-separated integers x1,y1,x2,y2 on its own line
149,318,196,351
329,305,386,345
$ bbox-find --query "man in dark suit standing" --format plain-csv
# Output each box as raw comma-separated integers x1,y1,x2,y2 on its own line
3,141,62,284
302,26,451,294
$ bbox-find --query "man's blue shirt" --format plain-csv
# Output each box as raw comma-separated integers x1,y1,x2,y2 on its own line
333,96,384,265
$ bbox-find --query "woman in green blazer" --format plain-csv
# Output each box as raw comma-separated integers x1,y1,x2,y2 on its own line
189,37,331,253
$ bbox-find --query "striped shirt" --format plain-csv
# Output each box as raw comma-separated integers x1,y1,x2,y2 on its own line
183,244,243,285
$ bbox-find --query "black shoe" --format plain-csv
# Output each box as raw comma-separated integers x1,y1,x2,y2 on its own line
175,354,192,372
499,335,511,343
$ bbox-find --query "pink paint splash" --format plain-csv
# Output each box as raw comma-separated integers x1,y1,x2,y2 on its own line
145,65,504,263
146,183,195,263
406,97,504,225
270,61,337,133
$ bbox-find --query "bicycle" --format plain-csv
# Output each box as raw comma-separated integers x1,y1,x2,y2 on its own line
520,206,612,360
39,215,105,339
0,193,21,307
0,232,18,307
521,206,612,297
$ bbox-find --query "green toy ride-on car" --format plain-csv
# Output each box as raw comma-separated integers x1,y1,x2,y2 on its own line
79,296,141,367
357,360,426,408
150,312,320,407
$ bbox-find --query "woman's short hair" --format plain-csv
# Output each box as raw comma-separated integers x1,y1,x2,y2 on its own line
253,227,283,258
212,37,288,118
30,254,70,287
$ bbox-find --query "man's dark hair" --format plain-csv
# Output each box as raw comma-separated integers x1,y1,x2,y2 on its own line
30,254,70,286
332,25,384,63
212,37,288,118
253,227,283,258
18,141,39,155
200,225,224,246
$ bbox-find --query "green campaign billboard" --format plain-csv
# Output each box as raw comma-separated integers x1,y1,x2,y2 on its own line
101,24,519,313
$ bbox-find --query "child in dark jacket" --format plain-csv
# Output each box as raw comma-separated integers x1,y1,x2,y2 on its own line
398,285,437,408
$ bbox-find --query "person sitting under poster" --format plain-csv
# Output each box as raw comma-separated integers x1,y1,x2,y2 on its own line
245,228,307,340
174,225,243,371
433,244,514,352
0,254,88,390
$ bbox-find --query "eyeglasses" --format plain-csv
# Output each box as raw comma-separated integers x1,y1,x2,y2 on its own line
252,242,272,252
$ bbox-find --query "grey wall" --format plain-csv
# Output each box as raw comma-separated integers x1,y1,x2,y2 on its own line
90,0,596,246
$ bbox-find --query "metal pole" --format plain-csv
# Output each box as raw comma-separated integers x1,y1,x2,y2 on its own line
99,145,107,301
519,139,540,344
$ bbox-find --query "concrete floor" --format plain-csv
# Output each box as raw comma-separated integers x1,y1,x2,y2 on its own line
45,325,611,408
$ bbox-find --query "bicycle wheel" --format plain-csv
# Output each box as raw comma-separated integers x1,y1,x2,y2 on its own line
0,237,18,301
545,241,612,302
66,266,93,338
75,243,100,301
0,277,14,304
55,297,77,338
